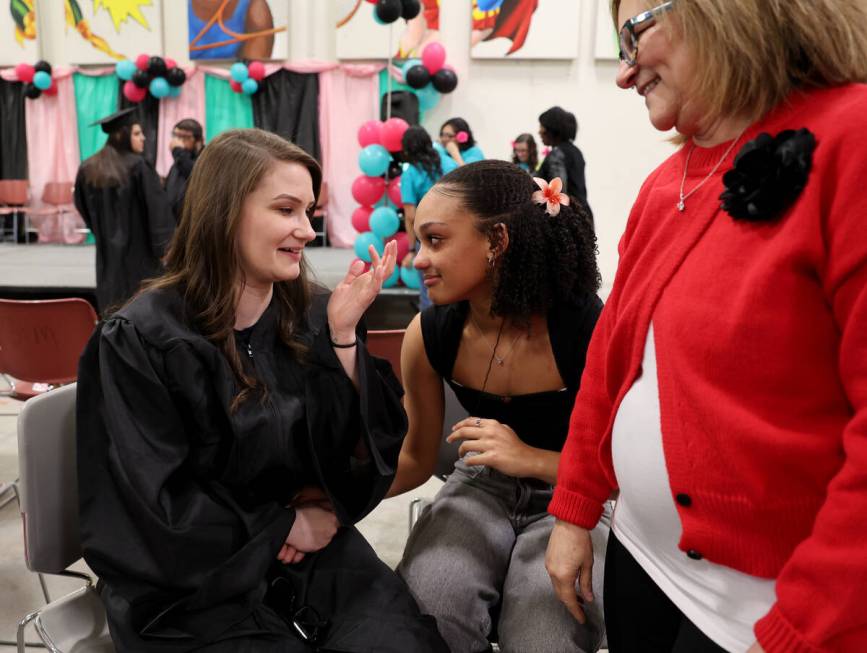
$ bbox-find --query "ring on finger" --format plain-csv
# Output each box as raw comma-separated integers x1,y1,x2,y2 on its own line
474,417,481,428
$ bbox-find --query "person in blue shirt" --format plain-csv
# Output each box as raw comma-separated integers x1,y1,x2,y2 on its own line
512,132,539,173
401,126,457,309
435,117,485,169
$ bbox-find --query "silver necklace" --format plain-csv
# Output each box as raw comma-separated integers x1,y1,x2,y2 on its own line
677,128,748,212
470,313,522,366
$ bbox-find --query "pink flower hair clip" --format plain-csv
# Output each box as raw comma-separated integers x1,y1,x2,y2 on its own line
510,140,517,148
532,177,570,216
456,131,469,144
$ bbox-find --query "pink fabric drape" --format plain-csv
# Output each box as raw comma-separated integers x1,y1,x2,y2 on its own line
156,67,207,177
24,68,85,244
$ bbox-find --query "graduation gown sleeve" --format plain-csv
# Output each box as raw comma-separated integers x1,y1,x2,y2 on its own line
133,158,175,259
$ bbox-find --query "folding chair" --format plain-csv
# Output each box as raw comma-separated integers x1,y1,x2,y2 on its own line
0,179,30,243
16,383,115,652
366,328,405,385
311,181,328,247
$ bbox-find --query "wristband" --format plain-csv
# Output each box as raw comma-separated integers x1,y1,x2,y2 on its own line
330,337,357,348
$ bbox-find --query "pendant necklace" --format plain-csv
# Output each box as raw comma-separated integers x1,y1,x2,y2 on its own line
678,127,748,212
470,313,522,366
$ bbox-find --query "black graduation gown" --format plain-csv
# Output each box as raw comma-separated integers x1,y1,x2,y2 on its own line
73,153,174,313
76,287,447,652
164,147,199,221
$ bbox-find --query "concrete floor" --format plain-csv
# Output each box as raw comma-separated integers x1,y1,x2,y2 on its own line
0,391,441,647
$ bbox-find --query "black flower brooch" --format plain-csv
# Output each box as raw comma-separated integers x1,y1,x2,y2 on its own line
719,128,816,222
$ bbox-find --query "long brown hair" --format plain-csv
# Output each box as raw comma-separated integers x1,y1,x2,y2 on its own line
148,128,322,409
610,0,867,132
81,124,138,188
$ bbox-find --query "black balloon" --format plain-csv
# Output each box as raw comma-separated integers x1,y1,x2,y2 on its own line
34,60,51,74
375,0,402,23
404,64,430,89
432,68,458,93
132,69,150,89
387,160,404,178
24,83,41,99
401,0,421,20
166,67,187,87
148,56,167,77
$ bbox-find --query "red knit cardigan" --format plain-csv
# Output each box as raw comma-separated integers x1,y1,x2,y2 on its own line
549,84,867,653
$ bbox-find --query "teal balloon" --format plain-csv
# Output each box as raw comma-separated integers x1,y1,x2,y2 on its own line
115,59,136,81
358,144,391,177
168,84,182,98
242,78,259,95
369,206,399,238
33,71,51,90
354,232,384,262
149,77,170,98
416,84,440,111
230,62,249,82
400,265,421,289
383,265,400,288
401,58,422,78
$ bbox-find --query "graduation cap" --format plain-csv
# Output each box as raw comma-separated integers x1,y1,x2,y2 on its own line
90,107,137,135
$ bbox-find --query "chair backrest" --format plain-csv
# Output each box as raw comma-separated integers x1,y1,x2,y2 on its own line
18,383,81,574
42,181,74,206
366,328,405,385
0,298,98,384
0,179,29,205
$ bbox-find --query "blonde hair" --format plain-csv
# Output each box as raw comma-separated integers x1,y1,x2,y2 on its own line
611,0,867,129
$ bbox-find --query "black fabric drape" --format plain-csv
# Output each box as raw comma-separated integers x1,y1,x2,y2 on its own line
252,70,320,161
0,80,28,179
118,81,160,166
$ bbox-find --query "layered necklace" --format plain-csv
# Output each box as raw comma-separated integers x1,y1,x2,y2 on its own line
677,126,748,212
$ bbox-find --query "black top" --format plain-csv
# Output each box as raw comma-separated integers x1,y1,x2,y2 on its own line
76,286,414,648
421,294,602,452
73,153,175,312
537,140,592,218
164,146,199,221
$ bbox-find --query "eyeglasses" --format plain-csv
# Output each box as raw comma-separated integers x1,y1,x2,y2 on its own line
619,1,674,67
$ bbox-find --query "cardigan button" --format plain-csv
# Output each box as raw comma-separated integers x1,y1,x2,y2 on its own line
687,549,703,561
675,493,692,507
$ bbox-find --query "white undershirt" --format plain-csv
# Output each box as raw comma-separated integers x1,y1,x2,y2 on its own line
610,324,776,653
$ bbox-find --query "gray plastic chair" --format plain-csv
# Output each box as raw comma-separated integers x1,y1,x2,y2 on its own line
16,383,115,652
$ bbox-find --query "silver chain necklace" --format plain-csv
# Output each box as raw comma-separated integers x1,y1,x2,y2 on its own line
677,128,748,212
469,313,523,366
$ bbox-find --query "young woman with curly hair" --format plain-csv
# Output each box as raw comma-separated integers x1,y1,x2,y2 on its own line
388,160,609,652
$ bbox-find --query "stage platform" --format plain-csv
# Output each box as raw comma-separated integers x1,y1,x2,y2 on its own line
0,244,417,329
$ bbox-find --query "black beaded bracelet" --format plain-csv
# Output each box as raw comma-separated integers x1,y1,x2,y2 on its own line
330,338,357,348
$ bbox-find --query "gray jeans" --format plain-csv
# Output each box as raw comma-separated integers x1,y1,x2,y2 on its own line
398,457,609,653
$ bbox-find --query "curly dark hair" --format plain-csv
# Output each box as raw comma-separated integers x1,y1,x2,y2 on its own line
402,126,443,180
441,117,476,151
512,133,539,171
539,106,577,143
435,160,599,321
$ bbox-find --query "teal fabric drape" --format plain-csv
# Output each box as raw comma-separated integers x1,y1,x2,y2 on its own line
204,75,253,141
74,73,119,161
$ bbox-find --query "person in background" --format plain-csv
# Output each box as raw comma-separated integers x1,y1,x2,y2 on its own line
401,125,458,310
436,117,485,168
546,1,867,652
74,107,173,314
165,118,204,221
76,128,448,652
537,106,591,219
392,160,608,652
512,133,539,172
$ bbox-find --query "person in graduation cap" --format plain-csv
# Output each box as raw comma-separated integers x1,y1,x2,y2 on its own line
76,128,448,653
74,106,174,314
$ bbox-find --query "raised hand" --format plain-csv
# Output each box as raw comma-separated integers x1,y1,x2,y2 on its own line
327,240,397,343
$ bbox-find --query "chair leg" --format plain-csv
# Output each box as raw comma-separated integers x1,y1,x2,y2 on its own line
0,480,19,510
409,497,424,531
37,573,51,604
17,609,39,653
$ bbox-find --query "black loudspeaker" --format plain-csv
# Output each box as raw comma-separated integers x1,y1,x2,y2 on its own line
380,91,420,125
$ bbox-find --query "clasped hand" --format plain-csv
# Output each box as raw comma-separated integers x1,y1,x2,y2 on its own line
446,417,534,478
327,241,397,342
278,486,337,565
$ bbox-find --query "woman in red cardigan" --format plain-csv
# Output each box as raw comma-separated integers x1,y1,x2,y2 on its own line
545,1,867,652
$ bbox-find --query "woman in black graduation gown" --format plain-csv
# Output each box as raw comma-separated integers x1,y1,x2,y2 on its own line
74,107,175,314
76,128,447,652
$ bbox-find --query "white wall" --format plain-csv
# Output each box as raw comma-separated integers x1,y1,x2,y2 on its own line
30,0,675,284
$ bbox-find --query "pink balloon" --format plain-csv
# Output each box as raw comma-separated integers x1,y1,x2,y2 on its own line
43,81,58,96
230,80,243,93
135,54,150,70
351,176,386,206
15,63,35,83
123,80,147,103
422,42,447,74
387,177,402,207
387,232,410,263
351,206,373,232
357,120,383,148
381,117,409,153
165,57,177,69
248,61,266,81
